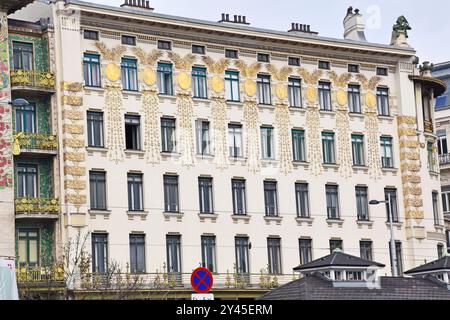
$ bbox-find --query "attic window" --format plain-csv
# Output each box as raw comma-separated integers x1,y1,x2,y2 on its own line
84,30,99,40
158,40,172,51
225,49,238,59
347,271,363,281
257,53,270,63
122,35,136,46
348,64,359,73
192,45,206,55
318,60,330,70
377,67,388,76
288,57,300,66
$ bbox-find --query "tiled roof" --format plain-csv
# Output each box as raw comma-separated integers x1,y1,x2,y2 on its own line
258,274,450,300
293,251,385,271
405,256,450,275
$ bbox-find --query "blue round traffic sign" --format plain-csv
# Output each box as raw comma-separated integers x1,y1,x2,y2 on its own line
191,267,214,293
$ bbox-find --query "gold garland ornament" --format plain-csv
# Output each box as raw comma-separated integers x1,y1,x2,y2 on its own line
211,97,229,169
142,88,161,165
275,103,293,174
105,84,125,163
243,99,261,173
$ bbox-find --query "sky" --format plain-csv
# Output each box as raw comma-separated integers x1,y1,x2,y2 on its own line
88,0,450,64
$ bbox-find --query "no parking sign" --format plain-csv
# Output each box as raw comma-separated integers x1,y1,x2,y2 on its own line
190,267,213,294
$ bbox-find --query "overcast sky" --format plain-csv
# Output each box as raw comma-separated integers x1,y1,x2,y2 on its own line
89,0,450,64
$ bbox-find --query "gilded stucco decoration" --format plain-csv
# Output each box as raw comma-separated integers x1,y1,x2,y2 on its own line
167,52,196,91
243,99,261,173
94,42,127,82
235,60,261,97
299,68,323,176
275,103,293,174
266,64,292,102
397,116,423,220
203,56,231,169
132,47,162,86
329,71,353,177
61,81,86,212
141,88,161,165
105,83,125,163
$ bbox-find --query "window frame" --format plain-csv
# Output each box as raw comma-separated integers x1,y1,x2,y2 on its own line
192,45,206,55
318,81,332,111
348,84,361,113
192,66,208,99
161,117,176,153
83,53,101,87
121,57,138,91
124,114,141,151
225,70,240,102
87,111,104,148
261,126,275,160
351,134,365,166
295,183,310,218
198,177,214,214
127,173,144,212
157,63,174,95
322,132,336,164
257,74,272,105
380,136,394,168
267,238,282,275
164,175,179,213
129,234,146,274
157,40,172,51
232,179,247,215
264,181,279,217
89,171,107,210
121,35,136,46
288,77,302,108
326,185,340,220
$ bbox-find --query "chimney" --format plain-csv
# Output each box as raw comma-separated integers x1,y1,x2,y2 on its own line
218,13,250,25
288,23,319,36
343,6,367,41
121,0,154,12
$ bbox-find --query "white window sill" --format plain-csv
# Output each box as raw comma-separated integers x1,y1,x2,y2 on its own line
295,217,314,226
198,213,219,222
86,146,108,153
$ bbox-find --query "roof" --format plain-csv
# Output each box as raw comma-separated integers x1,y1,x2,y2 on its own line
405,256,450,275
0,0,34,14
258,274,450,300
293,251,385,272
409,75,447,97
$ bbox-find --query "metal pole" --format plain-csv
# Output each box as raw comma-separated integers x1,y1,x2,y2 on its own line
387,193,398,277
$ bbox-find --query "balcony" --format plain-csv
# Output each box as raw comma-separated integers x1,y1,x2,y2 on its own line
16,266,65,285
13,132,58,156
439,154,450,167
10,69,56,93
15,197,60,219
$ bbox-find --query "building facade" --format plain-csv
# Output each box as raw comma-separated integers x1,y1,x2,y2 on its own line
3,0,447,298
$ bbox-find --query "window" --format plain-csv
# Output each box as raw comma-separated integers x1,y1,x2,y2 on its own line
267,238,282,274
295,183,310,218
377,67,388,76
433,191,441,225
192,67,207,98
380,136,394,168
389,241,403,276
377,87,390,116
351,134,365,166
360,240,373,261
257,53,270,63
442,187,450,214
318,60,330,70
157,40,171,50
125,115,141,150
84,30,99,40
225,71,240,102
92,233,108,273
121,35,136,46
437,130,448,155
355,186,369,221
329,239,343,253
121,58,138,91
385,188,399,222
348,64,359,73
261,127,275,159
18,229,39,267
192,45,206,55
232,179,246,215
17,164,37,198
166,235,181,276
288,78,302,107
157,63,173,95
235,237,250,274
198,177,214,214
428,141,437,172
201,236,216,272
228,124,243,157
438,243,444,259
292,129,306,162
348,85,361,113
318,81,332,110
15,103,36,133
127,173,143,211
129,234,145,273
298,239,312,265
347,271,363,281
326,185,340,220
89,171,106,210
161,118,176,153
264,181,278,216
322,132,336,164
87,111,104,147
257,74,272,105
195,120,210,155
164,175,179,212
288,57,300,66
225,49,238,59
83,53,101,87
12,41,33,70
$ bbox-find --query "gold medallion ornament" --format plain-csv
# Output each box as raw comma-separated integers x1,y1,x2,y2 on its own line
305,87,317,103
106,63,120,82
211,76,225,93
336,89,348,106
365,92,377,108
177,72,191,90
244,80,257,97
275,84,288,101
143,68,157,86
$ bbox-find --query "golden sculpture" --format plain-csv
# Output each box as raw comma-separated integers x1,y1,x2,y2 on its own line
94,42,127,63
12,132,24,156
305,87,317,103
336,89,347,106
177,72,192,90
266,64,292,82
143,68,157,86
167,52,196,70
203,56,230,74
211,76,225,93
106,63,121,82
132,48,163,66
244,80,257,97
365,92,377,108
275,84,288,100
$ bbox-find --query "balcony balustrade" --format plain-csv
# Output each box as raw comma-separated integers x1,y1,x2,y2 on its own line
439,154,450,166
15,197,60,216
13,132,58,154
10,69,55,90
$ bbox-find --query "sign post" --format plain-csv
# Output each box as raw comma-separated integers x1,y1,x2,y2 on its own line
190,267,214,300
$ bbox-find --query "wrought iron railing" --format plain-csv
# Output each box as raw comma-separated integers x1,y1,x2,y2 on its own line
439,154,450,166
16,266,65,284
15,197,60,215
10,69,55,89
13,132,58,151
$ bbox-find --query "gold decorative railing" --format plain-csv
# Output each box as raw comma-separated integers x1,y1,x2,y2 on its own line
15,197,60,215
10,69,55,89
424,120,433,133
16,266,65,284
13,132,58,152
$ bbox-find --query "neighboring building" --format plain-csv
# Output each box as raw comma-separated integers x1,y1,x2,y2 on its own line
433,61,450,250
2,1,448,298
259,250,450,300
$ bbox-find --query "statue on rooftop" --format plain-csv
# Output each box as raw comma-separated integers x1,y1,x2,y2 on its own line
391,16,411,47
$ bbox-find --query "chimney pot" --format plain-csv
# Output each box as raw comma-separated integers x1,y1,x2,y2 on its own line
226,14,229,20
355,8,360,14
243,16,247,23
